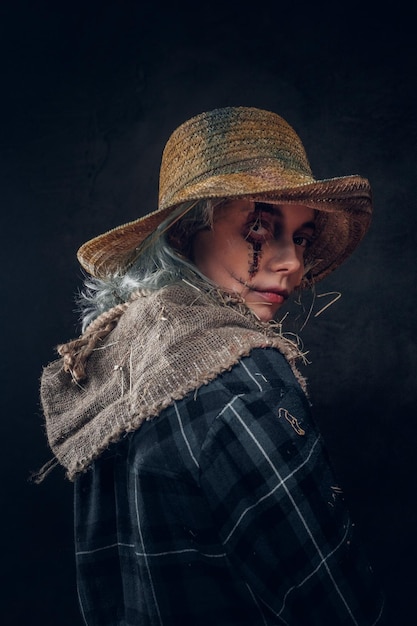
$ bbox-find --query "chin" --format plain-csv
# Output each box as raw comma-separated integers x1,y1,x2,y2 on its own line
250,307,278,323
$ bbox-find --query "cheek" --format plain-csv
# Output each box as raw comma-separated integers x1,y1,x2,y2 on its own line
295,252,307,285
192,230,249,283
191,230,214,271
192,230,236,280
299,249,307,272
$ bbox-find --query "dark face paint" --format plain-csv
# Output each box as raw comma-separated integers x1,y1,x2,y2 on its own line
246,205,265,278
248,240,262,277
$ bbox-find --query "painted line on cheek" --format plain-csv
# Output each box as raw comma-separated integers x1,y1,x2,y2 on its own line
248,241,262,277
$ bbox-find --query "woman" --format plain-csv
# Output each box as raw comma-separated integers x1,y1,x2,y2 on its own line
40,107,386,625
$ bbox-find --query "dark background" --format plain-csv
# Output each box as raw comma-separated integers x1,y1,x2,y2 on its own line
2,1,416,624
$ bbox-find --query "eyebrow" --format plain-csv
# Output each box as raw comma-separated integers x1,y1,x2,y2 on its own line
253,202,316,231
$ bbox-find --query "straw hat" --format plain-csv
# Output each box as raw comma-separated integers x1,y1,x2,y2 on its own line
77,106,372,283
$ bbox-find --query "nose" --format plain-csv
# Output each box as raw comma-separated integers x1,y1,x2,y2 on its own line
267,240,303,276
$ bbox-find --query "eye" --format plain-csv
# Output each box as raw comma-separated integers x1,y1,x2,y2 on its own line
293,234,313,249
248,222,269,237
245,214,272,241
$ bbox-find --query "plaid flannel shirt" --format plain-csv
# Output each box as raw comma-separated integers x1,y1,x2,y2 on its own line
75,347,386,625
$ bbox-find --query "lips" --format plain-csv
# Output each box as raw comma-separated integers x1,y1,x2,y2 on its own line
254,289,289,304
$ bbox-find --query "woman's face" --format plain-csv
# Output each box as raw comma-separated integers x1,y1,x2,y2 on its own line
192,199,316,322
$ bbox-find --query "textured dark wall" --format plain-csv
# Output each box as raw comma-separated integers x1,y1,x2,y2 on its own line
2,1,416,624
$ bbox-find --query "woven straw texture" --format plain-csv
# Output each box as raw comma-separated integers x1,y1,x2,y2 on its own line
40,283,306,480
77,106,372,282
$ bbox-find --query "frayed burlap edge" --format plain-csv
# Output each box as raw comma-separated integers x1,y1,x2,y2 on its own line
37,282,308,482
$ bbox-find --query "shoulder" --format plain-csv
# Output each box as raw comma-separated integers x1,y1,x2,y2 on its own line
128,347,310,470
201,348,313,447
174,346,305,416
228,347,304,390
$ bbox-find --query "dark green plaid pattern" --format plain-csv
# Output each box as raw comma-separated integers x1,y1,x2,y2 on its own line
75,348,386,625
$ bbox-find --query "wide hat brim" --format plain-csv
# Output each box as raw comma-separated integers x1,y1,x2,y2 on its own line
77,107,372,284
77,173,372,284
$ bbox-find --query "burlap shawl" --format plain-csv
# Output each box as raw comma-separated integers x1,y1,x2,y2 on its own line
40,283,307,480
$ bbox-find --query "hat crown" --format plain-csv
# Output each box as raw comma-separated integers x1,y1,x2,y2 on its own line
158,107,313,209
77,106,372,283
